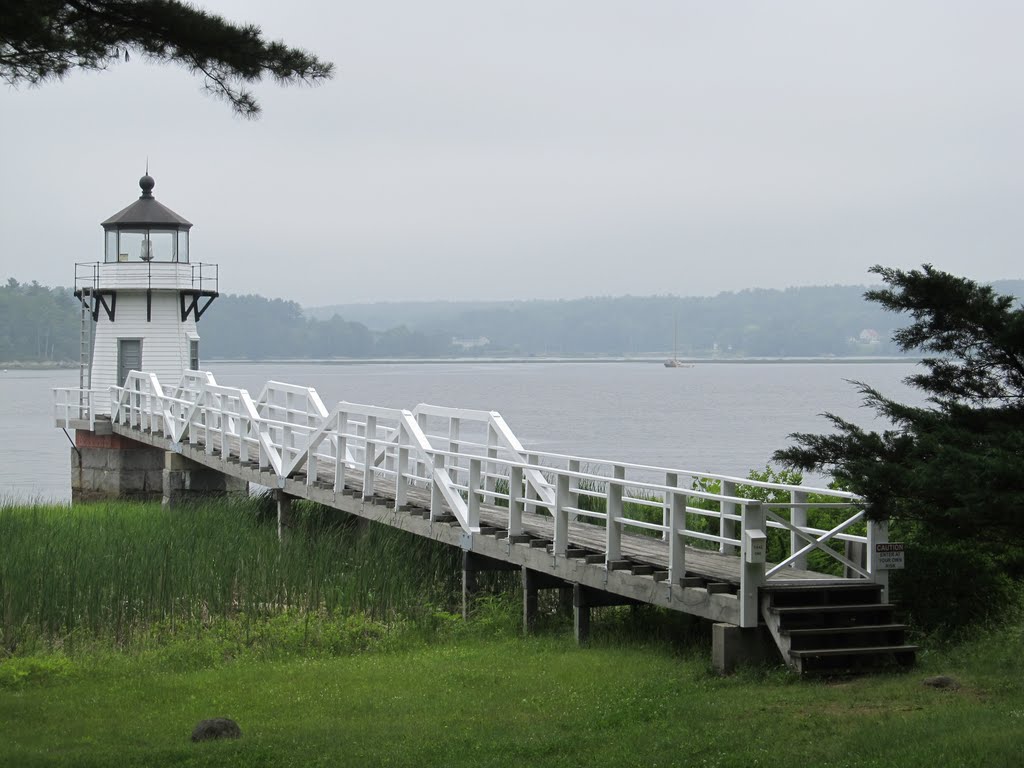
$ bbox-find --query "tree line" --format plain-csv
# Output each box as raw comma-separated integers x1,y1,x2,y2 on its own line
3,277,1022,363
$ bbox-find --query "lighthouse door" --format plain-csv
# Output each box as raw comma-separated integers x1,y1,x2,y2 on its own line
117,339,142,386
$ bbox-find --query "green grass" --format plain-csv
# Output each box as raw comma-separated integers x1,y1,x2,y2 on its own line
0,498,462,653
2,626,1023,767
2,499,1023,766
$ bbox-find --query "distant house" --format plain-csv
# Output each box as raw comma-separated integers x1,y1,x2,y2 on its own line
858,329,881,345
452,336,490,350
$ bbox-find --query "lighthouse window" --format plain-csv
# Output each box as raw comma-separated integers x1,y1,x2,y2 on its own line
177,231,189,263
190,340,200,371
119,231,147,261
105,231,118,262
148,231,175,262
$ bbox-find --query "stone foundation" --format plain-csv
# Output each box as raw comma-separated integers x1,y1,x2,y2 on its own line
70,430,247,505
71,431,164,503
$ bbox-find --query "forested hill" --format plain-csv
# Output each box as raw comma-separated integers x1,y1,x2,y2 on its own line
0,279,79,363
4,278,1023,363
307,280,1024,358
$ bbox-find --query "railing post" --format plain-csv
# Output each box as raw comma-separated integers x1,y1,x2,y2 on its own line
605,464,624,564
448,417,461,482
668,490,687,584
239,412,250,464
334,412,348,493
554,474,570,556
204,399,214,456
790,490,808,570
485,424,498,497
663,472,678,542
866,515,890,602
739,502,766,628
417,412,429,480
720,479,738,555
362,415,376,499
468,457,482,530
508,464,524,536
525,453,540,513
430,453,445,521
396,431,410,509
568,458,580,522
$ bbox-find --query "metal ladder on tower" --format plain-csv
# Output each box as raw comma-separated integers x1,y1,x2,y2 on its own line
78,288,94,418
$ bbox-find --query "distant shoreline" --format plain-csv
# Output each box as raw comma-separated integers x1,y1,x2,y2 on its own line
205,355,921,366
1,356,922,371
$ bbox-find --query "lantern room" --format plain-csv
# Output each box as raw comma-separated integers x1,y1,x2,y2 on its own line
101,174,191,263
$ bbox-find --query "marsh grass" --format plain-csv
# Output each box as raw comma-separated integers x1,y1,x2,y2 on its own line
0,497,461,654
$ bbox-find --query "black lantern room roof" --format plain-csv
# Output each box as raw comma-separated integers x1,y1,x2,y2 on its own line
101,174,192,230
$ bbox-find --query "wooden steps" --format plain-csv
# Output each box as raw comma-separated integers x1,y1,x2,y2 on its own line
761,585,918,674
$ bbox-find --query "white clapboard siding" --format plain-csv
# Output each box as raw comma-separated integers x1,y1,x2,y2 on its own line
91,292,199,412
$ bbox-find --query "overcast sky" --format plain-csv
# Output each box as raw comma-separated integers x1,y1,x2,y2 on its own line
1,1,1021,306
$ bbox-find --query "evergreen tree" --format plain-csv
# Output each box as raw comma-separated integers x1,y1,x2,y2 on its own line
774,264,1024,556
0,1,333,116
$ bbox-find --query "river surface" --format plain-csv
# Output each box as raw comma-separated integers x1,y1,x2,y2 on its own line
1,360,922,503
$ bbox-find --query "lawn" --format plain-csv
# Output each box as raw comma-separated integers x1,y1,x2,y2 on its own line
2,500,1022,767
2,631,1022,768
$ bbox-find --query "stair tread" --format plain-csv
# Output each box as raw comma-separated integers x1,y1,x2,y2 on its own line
790,644,919,658
771,603,896,614
784,624,908,636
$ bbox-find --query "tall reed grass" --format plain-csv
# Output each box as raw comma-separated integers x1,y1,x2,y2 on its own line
0,498,460,652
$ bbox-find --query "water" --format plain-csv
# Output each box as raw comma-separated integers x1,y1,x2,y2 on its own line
0,361,921,503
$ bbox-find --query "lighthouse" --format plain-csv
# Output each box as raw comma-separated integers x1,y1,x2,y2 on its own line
83,172,217,399
56,173,242,504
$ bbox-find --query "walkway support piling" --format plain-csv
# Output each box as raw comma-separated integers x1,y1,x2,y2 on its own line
462,552,519,620
712,623,776,674
573,584,639,645
276,490,293,542
522,567,571,634
162,450,248,509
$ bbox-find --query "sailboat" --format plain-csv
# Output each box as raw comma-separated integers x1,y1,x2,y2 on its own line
664,313,693,368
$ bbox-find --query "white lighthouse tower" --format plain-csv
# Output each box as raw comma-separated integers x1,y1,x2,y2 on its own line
80,172,217,403
55,173,230,503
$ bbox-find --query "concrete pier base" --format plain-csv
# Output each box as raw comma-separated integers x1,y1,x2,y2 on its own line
276,490,293,541
71,430,164,503
521,567,572,634
461,552,519,619
711,623,777,674
573,584,639,645
162,451,248,508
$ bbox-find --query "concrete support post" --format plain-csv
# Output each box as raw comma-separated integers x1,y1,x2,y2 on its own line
712,623,777,674
162,450,248,509
574,584,591,645
462,551,479,620
276,490,293,542
572,584,639,646
559,586,574,617
521,566,571,635
522,567,539,635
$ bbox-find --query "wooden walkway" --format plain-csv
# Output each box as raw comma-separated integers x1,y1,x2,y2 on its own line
111,423,863,631
58,371,910,671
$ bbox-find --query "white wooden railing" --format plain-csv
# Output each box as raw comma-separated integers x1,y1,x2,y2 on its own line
53,387,99,431
57,371,890,627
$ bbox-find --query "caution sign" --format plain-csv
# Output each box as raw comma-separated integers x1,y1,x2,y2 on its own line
875,542,905,570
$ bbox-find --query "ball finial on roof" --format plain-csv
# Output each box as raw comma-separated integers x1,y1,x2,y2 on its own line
139,173,155,198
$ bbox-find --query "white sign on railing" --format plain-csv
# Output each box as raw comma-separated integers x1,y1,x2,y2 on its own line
875,542,905,570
